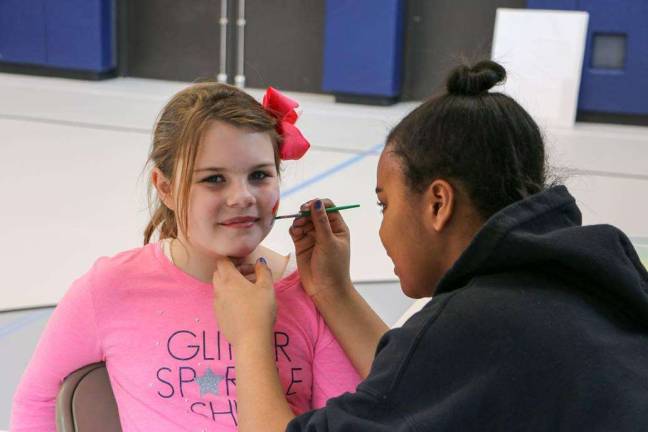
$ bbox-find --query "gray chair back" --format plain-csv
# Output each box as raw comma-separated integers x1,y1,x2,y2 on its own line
56,362,121,432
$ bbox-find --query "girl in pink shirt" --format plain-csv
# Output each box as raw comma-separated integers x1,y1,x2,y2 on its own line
11,84,361,431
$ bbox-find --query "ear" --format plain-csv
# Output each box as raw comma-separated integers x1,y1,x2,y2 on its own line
152,168,176,211
423,179,455,232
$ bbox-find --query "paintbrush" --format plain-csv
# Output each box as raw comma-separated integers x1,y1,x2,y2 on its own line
274,204,360,220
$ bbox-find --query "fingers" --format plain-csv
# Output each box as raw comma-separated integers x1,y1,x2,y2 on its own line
236,263,255,273
316,198,350,235
236,263,257,282
328,211,350,236
290,221,314,238
255,257,274,288
316,198,336,209
290,197,349,251
213,255,237,281
294,199,347,234
298,198,335,213
290,213,319,254
290,227,315,256
307,199,334,242
214,256,270,288
214,256,256,287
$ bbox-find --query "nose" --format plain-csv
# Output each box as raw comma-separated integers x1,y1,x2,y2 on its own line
226,180,256,208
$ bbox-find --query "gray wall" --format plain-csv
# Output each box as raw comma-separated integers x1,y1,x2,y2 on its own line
402,0,526,100
119,0,526,100
121,0,326,89
122,0,222,81
244,1,326,92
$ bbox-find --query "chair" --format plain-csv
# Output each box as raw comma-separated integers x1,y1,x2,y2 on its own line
56,362,122,432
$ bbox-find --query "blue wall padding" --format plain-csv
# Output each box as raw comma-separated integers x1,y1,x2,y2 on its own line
0,0,115,73
528,0,648,115
527,0,579,10
322,0,405,97
0,0,48,65
46,0,115,71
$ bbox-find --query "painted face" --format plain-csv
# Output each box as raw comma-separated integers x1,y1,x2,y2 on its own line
182,120,280,258
376,149,438,298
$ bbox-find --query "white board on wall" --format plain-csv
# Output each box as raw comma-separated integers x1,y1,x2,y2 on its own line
491,8,589,128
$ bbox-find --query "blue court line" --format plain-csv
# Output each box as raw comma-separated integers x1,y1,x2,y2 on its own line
0,309,52,340
281,143,384,198
0,144,383,339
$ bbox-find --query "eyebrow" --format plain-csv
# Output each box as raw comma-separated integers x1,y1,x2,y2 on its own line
194,163,275,173
375,187,383,194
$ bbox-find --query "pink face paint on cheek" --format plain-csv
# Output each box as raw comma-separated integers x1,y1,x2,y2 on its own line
270,199,280,228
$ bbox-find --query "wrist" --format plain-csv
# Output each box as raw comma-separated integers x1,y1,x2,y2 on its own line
310,279,355,307
231,328,274,351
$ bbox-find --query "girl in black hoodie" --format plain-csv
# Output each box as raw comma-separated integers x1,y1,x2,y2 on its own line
211,60,648,431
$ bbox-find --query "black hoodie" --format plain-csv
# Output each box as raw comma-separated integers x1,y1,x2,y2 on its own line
288,185,648,431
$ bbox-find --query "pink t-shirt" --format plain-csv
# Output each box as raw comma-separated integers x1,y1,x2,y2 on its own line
11,242,361,431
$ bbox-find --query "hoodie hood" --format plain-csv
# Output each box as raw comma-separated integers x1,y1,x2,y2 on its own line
436,185,648,328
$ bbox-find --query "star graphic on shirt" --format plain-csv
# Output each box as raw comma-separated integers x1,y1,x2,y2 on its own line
195,368,224,397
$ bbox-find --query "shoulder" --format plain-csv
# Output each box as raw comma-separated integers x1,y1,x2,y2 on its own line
383,272,604,380
74,243,159,295
439,272,601,335
356,284,527,401
355,274,637,429
256,244,292,280
273,272,335,346
54,244,158,325
93,243,156,275
274,271,315,314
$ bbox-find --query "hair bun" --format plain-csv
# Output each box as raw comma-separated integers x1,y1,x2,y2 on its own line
446,60,506,96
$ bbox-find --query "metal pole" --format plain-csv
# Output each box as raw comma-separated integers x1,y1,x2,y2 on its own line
217,0,228,83
234,0,246,88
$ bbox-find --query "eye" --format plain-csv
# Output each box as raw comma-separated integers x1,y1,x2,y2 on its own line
250,170,272,182
202,174,225,184
376,201,386,214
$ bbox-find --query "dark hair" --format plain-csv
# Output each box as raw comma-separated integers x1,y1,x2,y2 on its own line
387,60,547,219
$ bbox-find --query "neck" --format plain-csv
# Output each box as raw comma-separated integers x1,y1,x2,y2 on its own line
440,209,485,279
169,237,287,283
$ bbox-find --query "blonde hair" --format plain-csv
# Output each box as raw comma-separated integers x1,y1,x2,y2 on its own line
144,82,281,244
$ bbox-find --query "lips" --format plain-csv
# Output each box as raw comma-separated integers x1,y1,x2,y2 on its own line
220,216,260,228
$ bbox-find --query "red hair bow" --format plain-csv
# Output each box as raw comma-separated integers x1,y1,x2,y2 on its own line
262,87,311,160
